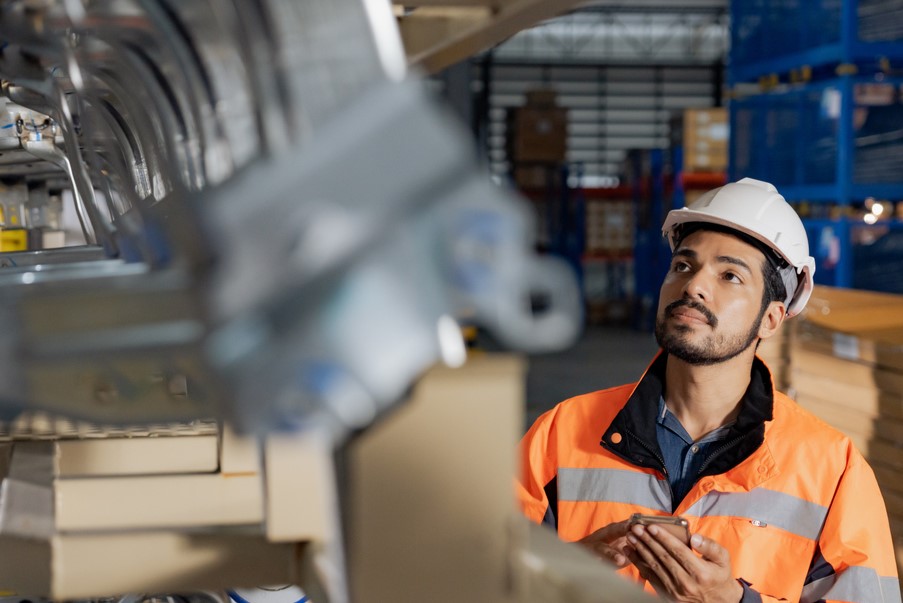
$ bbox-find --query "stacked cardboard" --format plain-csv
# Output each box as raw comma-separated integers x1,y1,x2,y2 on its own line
585,199,633,256
681,108,728,172
513,164,558,189
787,286,903,581
0,417,301,598
507,89,568,165
757,320,791,393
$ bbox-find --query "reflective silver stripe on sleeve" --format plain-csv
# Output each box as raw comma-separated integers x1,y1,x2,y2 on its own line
800,566,902,603
684,488,828,541
558,467,670,511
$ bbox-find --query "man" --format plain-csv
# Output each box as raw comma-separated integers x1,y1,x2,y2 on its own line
517,178,900,602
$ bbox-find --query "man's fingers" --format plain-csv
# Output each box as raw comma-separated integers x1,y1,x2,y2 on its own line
626,546,673,599
579,520,630,547
596,519,630,542
632,525,690,582
645,524,702,576
627,531,677,592
596,543,629,567
579,539,629,567
690,533,730,567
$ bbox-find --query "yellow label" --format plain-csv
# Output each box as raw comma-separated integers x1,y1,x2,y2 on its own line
0,229,28,252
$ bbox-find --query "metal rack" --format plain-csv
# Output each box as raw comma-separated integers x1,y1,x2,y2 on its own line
729,0,903,84
629,148,671,331
729,75,903,203
729,0,903,290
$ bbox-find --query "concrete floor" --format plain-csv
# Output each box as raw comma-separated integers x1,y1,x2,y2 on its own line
524,325,661,429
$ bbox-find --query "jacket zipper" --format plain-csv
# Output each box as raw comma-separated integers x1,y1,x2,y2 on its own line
623,428,678,505
624,427,669,477
697,432,750,474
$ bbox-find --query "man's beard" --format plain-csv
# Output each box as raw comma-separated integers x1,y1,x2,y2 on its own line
654,299,764,366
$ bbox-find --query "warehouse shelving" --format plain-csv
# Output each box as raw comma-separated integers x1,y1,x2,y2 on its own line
670,145,728,211
730,0,903,291
730,75,903,204
729,74,903,288
801,215,903,292
730,0,903,84
519,173,643,326
628,148,673,331
581,184,634,326
515,163,586,298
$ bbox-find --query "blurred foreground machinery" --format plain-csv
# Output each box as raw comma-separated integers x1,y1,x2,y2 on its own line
0,1,652,602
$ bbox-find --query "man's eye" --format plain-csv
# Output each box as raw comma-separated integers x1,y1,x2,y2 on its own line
673,262,690,272
724,271,741,283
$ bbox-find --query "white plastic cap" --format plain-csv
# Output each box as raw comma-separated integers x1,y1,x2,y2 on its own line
661,177,815,317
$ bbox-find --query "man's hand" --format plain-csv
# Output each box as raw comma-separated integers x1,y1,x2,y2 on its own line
577,520,632,568
626,523,744,603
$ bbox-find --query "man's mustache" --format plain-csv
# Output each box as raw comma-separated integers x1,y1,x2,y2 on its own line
665,299,718,327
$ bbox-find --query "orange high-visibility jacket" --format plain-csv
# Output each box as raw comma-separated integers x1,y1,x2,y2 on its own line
518,353,900,603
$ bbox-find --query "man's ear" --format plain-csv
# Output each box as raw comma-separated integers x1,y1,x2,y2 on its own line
758,301,787,341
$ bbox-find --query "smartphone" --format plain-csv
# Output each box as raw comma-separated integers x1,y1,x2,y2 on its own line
628,513,691,546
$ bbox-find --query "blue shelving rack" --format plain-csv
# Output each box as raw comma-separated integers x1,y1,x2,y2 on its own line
729,74,903,288
546,163,587,295
730,0,903,84
730,0,903,290
631,149,672,331
803,218,903,292
729,75,903,204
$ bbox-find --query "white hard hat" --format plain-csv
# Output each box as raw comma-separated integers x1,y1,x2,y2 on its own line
661,177,815,317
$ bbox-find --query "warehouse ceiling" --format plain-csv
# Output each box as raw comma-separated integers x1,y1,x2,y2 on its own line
394,0,728,72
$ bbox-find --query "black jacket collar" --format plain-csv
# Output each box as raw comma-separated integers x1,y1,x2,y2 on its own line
600,352,775,480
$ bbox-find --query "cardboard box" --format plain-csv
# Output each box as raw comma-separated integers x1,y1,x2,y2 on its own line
513,164,556,189
758,323,790,391
790,366,903,421
507,107,568,163
884,486,903,520
792,286,903,373
585,200,633,255
525,88,558,108
890,519,903,589
874,463,903,496
56,473,264,531
682,108,728,172
0,532,297,600
869,438,903,472
684,108,728,139
789,288,903,555
346,355,527,603
510,519,656,603
789,348,903,418
794,393,878,442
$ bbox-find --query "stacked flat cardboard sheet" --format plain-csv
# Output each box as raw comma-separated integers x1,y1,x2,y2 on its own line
0,415,302,599
787,286,903,582
758,320,791,393
1,356,634,603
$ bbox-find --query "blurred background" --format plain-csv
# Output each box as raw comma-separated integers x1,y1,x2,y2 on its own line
0,0,900,601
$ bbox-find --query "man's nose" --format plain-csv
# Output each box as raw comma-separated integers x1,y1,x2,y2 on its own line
683,270,712,301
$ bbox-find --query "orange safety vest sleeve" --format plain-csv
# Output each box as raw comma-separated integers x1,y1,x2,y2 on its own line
517,401,561,525
798,441,899,603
